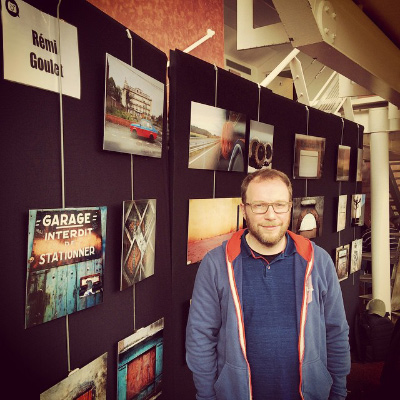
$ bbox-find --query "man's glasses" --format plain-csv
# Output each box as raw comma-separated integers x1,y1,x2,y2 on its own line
245,201,292,214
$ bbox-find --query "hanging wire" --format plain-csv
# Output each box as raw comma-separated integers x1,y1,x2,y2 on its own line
305,106,310,197
56,0,71,374
125,29,136,331
213,64,218,198
257,84,261,122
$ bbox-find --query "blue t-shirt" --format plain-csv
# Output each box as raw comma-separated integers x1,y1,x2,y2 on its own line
241,232,301,400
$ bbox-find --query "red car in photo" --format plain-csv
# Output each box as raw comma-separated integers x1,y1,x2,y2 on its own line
130,119,159,141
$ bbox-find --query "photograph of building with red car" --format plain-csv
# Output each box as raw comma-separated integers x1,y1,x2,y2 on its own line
104,53,164,158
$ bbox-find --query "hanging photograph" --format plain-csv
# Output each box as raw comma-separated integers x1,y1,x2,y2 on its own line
336,145,351,181
356,148,363,182
335,244,350,281
248,120,274,172
40,353,107,399
187,197,243,265
337,195,348,232
293,134,326,179
121,199,156,291
118,318,164,400
350,238,363,274
104,53,164,158
188,102,246,172
351,194,366,226
292,196,324,239
25,207,107,328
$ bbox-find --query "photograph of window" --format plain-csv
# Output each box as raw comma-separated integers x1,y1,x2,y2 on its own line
118,318,164,400
293,134,326,179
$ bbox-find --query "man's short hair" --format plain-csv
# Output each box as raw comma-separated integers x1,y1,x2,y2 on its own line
241,169,293,203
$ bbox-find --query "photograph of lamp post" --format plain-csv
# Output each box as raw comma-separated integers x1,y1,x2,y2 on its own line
351,194,366,226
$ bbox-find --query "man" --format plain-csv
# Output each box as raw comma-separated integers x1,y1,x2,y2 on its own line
186,169,350,400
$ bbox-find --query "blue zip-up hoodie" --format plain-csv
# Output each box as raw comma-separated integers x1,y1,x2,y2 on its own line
186,229,350,400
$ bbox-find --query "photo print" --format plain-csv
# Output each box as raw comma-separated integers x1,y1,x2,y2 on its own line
187,197,244,265
188,102,246,172
292,196,324,239
248,120,274,172
356,148,363,182
293,134,326,179
350,238,363,274
104,53,164,158
335,244,350,281
351,194,366,226
121,199,156,291
336,145,351,181
25,207,107,328
337,195,348,232
40,353,107,399
118,318,164,400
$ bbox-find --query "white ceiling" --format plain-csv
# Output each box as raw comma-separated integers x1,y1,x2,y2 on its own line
224,0,400,104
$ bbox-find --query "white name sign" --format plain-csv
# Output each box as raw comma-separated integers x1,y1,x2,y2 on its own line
1,0,81,98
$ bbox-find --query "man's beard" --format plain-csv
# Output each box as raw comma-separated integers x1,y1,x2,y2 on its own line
246,218,289,248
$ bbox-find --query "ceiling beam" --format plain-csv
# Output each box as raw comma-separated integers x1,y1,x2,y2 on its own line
271,0,400,107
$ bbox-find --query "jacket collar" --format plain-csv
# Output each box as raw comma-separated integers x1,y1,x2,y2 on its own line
226,229,313,263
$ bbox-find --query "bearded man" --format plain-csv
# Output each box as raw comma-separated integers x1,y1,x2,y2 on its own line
186,168,350,400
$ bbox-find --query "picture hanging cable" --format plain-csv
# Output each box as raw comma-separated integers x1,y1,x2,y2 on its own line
57,1,65,210
126,28,136,330
133,284,136,330
213,171,216,198
340,118,344,145
305,105,309,136
57,0,71,374
127,29,135,201
213,64,218,198
305,105,310,197
214,64,218,107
